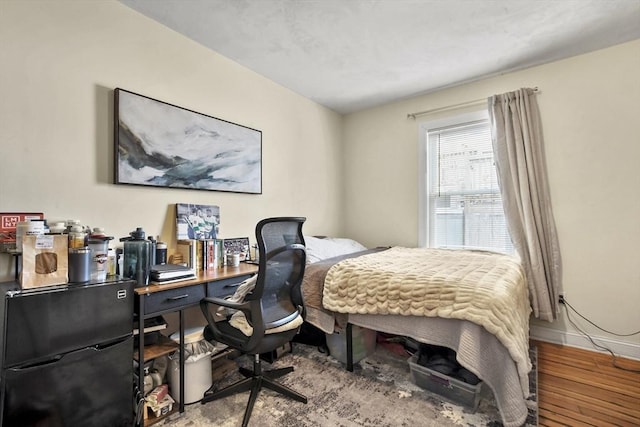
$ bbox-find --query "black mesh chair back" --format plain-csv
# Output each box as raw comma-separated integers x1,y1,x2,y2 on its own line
199,217,308,426
246,217,306,331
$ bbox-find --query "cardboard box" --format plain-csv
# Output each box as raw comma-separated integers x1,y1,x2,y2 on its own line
145,384,169,406
147,394,174,418
0,212,44,252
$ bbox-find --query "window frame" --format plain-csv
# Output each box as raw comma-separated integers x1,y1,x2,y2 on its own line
418,109,508,250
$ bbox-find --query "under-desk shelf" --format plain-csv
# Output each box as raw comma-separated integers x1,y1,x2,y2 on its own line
143,404,177,426
134,336,178,362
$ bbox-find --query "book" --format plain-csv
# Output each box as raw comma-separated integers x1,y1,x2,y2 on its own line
195,239,204,271
133,316,167,335
176,239,198,270
150,263,195,280
149,274,196,285
202,239,217,270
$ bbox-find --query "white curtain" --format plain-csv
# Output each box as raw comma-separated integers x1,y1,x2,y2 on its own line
488,88,562,321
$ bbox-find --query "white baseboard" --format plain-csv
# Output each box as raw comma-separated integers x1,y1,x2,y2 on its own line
530,324,640,361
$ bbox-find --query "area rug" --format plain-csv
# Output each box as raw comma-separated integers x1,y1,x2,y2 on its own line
160,343,537,427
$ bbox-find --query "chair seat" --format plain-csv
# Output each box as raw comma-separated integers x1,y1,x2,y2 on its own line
229,310,304,336
211,321,301,356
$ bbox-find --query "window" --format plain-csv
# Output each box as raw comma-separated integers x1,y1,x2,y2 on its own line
418,111,513,254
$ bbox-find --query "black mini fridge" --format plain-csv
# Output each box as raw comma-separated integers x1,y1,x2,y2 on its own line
0,278,134,427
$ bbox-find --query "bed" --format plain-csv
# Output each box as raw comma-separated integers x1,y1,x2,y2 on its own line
300,236,532,427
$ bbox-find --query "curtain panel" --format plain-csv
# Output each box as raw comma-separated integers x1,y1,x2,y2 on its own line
488,88,562,321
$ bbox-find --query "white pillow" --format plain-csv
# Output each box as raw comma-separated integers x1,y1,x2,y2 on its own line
304,236,367,264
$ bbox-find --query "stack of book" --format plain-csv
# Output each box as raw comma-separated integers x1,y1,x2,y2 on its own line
176,239,222,272
149,264,196,284
133,316,168,336
133,315,168,347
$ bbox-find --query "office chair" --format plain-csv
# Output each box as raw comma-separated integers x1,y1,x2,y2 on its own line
200,217,308,427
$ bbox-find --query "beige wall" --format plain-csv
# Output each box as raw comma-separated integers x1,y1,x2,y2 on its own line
1,1,638,357
342,39,640,357
0,1,344,282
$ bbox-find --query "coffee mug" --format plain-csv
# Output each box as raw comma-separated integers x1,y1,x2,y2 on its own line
226,252,240,267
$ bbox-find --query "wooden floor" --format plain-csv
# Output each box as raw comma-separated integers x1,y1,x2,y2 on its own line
534,340,640,426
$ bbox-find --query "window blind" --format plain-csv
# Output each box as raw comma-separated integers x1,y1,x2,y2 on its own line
427,119,513,253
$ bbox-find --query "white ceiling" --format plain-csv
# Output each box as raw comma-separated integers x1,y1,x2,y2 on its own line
120,0,640,114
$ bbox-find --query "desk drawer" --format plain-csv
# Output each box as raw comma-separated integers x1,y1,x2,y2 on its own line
207,275,254,299
143,285,205,315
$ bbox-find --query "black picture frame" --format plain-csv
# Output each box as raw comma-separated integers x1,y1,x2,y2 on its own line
175,203,220,241
222,237,251,261
114,88,262,194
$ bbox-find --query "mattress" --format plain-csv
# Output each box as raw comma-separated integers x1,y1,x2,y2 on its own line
301,247,532,427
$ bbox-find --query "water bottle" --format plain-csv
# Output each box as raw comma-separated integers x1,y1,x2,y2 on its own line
120,227,152,286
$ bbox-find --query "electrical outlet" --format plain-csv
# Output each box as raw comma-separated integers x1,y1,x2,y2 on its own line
558,294,566,304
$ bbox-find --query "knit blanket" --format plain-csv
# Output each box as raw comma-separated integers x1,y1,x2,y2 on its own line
322,247,532,384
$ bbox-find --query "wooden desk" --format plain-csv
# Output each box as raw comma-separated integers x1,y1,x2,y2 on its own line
134,263,258,425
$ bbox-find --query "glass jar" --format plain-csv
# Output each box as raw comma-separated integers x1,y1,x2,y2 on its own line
68,225,86,249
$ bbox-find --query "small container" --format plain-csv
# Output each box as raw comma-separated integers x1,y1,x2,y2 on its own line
252,244,260,263
68,225,86,249
88,231,113,282
326,325,376,365
408,353,484,412
226,252,240,267
68,247,91,283
65,219,82,233
48,222,66,234
155,241,167,265
106,248,116,276
91,227,106,237
147,236,157,266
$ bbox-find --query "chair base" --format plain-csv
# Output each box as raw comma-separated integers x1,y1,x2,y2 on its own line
202,354,307,427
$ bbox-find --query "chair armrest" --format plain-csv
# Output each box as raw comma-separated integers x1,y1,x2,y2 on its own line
201,296,254,329
201,296,250,312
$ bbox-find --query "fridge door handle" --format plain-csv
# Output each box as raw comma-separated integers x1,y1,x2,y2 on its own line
8,354,64,371
93,337,131,351
8,339,126,372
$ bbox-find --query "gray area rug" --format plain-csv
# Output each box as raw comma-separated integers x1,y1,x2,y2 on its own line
161,343,537,427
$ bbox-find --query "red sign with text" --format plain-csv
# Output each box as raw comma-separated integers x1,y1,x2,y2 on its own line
0,212,44,251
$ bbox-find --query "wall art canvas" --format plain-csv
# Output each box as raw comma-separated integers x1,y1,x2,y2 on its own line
175,203,220,240
114,88,262,194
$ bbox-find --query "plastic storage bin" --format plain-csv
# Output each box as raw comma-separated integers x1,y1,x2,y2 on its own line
168,327,214,404
408,354,484,411
326,325,376,364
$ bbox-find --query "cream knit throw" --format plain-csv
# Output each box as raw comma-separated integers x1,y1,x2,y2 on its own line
322,247,532,380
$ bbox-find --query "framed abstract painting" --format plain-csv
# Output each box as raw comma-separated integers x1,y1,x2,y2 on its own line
114,88,262,194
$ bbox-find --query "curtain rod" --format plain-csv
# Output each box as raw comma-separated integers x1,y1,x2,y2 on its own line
407,87,539,120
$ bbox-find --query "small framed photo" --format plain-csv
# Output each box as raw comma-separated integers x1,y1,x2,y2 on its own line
222,237,251,261
175,203,220,241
